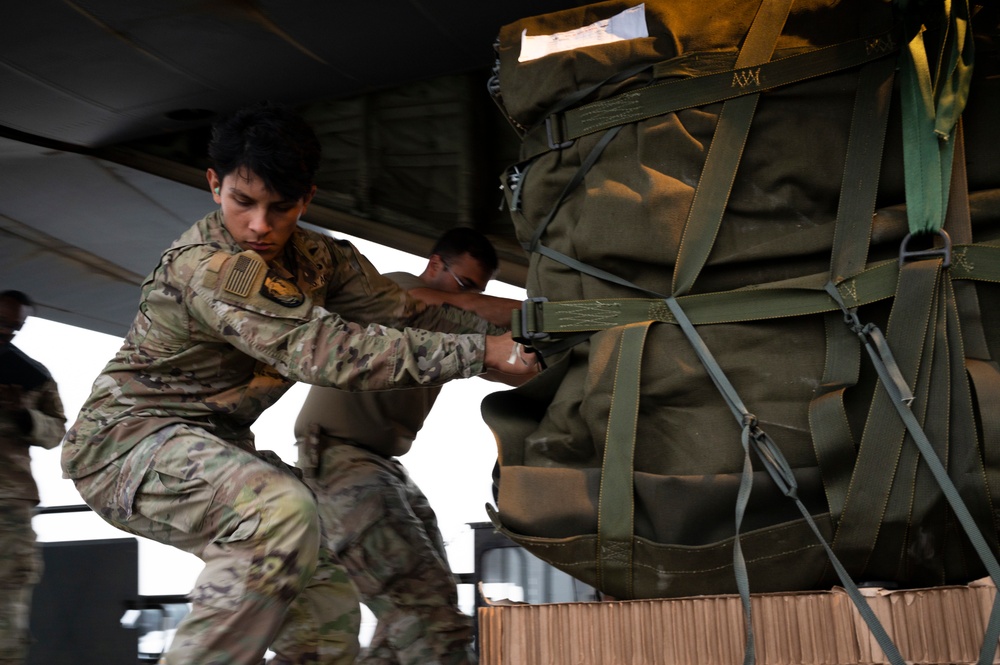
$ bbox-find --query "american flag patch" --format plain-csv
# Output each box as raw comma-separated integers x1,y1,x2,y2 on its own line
223,254,262,297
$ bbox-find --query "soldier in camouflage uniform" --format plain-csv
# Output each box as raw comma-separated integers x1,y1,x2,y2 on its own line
0,290,67,665
60,102,537,665
294,229,524,665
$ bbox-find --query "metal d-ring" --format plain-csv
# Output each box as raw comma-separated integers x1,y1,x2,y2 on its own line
899,229,951,268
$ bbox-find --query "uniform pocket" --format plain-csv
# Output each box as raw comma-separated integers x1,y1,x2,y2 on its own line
118,425,222,535
133,467,219,534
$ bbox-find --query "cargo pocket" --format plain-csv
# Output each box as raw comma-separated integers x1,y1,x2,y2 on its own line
117,427,221,536
133,467,219,534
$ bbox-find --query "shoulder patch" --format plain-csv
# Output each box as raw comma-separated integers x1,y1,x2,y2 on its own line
223,251,265,298
261,271,306,307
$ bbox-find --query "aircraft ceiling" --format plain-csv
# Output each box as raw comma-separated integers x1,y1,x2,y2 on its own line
0,0,590,337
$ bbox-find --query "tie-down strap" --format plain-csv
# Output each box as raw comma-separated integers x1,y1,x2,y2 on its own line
513,243,1000,343
520,28,898,162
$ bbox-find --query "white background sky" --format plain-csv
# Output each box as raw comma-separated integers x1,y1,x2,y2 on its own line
18,230,526,618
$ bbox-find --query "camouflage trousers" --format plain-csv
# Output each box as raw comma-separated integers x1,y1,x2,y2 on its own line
301,441,476,665
0,500,41,665
73,424,332,665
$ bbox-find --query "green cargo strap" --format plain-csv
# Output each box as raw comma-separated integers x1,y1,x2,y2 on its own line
829,264,1000,665
829,58,896,283
670,0,793,297
664,295,906,665
511,245,1000,343
522,30,898,162
518,58,654,156
948,122,991,360
897,0,974,235
581,29,897,141
832,260,940,573
969,357,1000,526
811,40,897,523
596,321,651,600
946,124,1000,535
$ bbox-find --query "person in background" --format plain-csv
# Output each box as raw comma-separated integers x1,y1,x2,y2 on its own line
294,228,524,665
60,102,537,665
0,290,67,665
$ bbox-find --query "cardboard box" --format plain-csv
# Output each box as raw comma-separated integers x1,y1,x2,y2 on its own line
479,578,999,664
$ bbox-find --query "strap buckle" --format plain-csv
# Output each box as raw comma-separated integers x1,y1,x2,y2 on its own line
519,297,550,342
899,229,951,268
545,116,574,150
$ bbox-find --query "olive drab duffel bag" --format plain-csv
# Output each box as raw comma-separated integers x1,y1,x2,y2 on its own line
481,0,1000,636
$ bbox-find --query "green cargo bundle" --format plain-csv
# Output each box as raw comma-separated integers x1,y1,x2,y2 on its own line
483,0,1000,617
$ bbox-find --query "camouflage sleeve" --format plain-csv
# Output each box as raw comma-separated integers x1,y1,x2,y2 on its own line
183,247,486,391
416,302,508,336
24,378,67,449
321,239,503,335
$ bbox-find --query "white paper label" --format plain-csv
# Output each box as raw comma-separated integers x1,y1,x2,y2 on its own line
519,4,648,63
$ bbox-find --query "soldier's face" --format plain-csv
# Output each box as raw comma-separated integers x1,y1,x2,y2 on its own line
207,168,315,264
0,297,26,347
426,252,490,294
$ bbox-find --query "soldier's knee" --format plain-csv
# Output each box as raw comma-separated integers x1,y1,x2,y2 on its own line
261,477,320,547
247,477,322,591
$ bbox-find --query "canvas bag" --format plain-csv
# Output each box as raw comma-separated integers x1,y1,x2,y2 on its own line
483,0,1000,603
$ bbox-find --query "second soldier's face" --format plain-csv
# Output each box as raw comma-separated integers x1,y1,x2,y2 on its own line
208,167,315,264
0,297,26,347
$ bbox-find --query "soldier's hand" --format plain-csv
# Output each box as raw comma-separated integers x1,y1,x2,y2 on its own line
0,384,24,412
484,332,540,377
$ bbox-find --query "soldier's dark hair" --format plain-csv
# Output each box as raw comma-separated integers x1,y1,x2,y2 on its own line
0,290,34,308
208,101,321,203
430,228,500,277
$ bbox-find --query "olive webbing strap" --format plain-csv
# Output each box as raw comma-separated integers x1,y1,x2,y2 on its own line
947,122,990,356
663,295,906,665
832,271,1000,665
550,30,898,146
829,55,896,284
511,248,1000,343
827,261,1000,665
937,122,1000,557
808,311,863,524
830,261,938,573
911,276,991,579
968,358,1000,525
938,125,1000,655
947,122,991,361
518,59,656,160
669,0,792,298
940,122,1000,508
811,50,896,524
596,321,651,600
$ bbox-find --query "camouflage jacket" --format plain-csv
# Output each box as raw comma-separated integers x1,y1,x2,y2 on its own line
0,345,67,502
62,211,492,479
293,272,443,462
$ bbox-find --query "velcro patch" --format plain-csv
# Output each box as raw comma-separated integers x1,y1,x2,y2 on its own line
224,253,264,297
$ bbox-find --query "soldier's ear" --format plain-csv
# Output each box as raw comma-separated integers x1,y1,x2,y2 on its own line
206,168,222,201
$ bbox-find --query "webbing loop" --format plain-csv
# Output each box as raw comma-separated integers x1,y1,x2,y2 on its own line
897,0,974,234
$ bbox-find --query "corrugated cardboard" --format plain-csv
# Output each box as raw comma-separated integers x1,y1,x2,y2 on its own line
479,578,999,664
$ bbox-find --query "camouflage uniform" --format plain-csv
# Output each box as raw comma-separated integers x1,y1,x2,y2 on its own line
0,346,66,665
62,212,493,665
294,272,486,665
